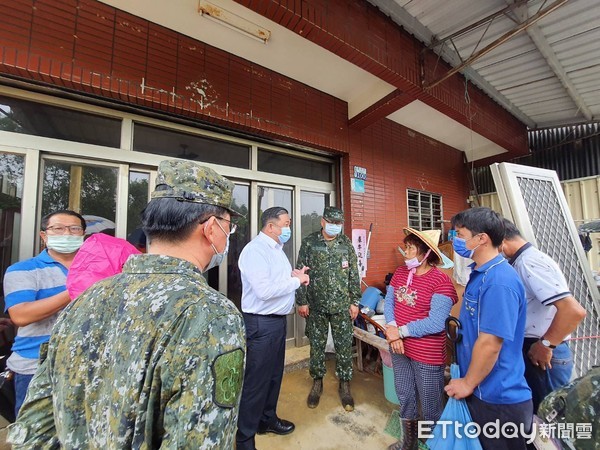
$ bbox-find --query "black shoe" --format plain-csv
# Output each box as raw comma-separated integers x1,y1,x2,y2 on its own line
257,418,295,435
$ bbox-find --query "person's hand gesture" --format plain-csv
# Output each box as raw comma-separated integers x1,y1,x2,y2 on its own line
292,266,310,286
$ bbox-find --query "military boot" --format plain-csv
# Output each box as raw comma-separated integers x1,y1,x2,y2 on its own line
387,419,418,450
307,378,323,408
339,381,354,411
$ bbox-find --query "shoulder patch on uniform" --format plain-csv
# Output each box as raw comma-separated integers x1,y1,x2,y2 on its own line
212,347,244,408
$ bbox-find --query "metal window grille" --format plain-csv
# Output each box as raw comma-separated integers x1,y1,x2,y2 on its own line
492,163,600,376
407,189,443,233
518,177,600,376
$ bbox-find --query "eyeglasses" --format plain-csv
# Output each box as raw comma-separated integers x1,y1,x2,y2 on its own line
215,217,237,235
44,225,85,235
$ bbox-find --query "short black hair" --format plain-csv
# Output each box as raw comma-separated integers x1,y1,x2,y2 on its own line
142,198,227,243
502,218,522,240
261,207,289,229
41,210,86,231
451,207,505,247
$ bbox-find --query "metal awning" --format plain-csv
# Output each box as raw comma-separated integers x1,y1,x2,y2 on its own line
368,0,600,129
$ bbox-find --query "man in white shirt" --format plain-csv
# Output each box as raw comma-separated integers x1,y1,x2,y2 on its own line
501,219,586,412
235,207,309,450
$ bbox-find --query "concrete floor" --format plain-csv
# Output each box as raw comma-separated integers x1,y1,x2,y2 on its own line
259,347,398,450
1,348,398,450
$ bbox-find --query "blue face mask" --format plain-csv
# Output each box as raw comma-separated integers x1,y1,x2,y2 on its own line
453,235,480,259
325,223,342,236
204,220,230,272
278,226,291,244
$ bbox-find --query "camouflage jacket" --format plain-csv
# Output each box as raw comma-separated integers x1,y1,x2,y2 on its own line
8,254,245,450
537,365,599,450
295,230,361,313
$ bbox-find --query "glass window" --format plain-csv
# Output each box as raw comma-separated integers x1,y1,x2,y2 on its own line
0,95,121,147
257,186,293,263
300,191,329,240
407,189,443,234
126,171,150,252
41,160,118,236
133,123,250,169
258,149,332,182
226,184,250,309
0,152,24,316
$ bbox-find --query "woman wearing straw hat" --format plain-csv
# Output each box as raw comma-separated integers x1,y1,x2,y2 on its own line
384,227,458,450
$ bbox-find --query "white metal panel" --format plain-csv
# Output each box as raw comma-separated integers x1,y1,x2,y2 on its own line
481,175,600,270
491,162,600,375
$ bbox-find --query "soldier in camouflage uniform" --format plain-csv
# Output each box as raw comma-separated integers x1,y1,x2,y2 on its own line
537,365,600,450
296,206,361,411
8,160,246,449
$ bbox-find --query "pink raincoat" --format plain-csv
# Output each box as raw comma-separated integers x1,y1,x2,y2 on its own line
67,233,141,299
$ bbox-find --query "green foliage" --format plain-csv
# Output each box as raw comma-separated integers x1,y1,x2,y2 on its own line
127,178,149,236
41,161,118,219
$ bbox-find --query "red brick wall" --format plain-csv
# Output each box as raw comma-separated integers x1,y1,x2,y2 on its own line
0,0,350,152
346,121,469,287
0,0,470,286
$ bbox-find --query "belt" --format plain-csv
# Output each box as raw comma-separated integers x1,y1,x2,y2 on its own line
243,312,286,318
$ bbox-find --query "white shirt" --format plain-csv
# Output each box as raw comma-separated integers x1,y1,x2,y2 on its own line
239,232,300,315
510,243,572,338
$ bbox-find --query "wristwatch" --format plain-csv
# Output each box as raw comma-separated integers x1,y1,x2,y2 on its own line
539,337,556,349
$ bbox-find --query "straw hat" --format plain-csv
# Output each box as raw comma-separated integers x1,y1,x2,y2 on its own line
402,227,444,264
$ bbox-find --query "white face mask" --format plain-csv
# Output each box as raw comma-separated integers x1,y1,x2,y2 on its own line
46,235,84,254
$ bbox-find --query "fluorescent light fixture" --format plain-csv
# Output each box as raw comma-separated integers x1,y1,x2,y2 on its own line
198,0,271,43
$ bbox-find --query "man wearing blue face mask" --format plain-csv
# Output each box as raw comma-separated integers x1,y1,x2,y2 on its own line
446,207,532,450
236,207,309,450
296,206,361,411
3,209,86,415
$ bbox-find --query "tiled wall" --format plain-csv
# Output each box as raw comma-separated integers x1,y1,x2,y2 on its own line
0,0,480,286
346,121,469,285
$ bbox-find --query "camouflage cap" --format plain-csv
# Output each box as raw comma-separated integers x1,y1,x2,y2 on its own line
151,160,242,216
323,206,344,223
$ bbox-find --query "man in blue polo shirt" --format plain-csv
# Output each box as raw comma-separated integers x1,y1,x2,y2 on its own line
446,207,532,450
3,209,86,415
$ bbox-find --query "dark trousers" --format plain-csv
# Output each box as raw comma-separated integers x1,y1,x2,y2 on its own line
236,313,286,450
466,395,533,450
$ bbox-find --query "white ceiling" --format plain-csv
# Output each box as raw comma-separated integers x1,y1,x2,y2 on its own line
99,0,598,162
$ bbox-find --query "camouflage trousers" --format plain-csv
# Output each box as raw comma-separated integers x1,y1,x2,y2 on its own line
306,310,353,381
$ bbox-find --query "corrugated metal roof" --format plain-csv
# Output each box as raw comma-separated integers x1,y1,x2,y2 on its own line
373,0,600,128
